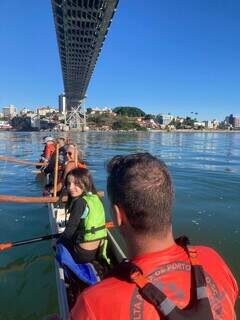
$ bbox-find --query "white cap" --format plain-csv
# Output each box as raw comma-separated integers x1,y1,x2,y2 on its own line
43,136,54,143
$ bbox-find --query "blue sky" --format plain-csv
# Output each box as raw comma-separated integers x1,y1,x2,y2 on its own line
0,0,240,120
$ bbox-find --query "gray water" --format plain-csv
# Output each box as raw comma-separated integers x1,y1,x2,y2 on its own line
0,131,239,319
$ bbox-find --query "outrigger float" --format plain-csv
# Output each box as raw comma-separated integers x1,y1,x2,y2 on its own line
0,149,127,319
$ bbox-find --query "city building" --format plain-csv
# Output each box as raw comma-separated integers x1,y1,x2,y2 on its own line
19,107,31,115
2,105,17,118
28,114,40,130
203,120,219,129
89,107,116,115
224,114,240,128
233,116,240,128
225,114,234,126
204,121,213,129
59,93,66,114
212,120,219,128
194,121,205,129
158,114,174,125
37,106,56,116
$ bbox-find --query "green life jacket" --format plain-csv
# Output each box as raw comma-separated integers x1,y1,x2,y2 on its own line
82,193,107,242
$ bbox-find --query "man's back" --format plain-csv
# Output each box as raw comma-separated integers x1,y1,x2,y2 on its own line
71,244,238,320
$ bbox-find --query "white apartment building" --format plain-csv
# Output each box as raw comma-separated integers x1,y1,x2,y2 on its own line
158,114,174,125
37,106,56,116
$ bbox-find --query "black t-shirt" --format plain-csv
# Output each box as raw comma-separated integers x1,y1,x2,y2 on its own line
59,196,87,246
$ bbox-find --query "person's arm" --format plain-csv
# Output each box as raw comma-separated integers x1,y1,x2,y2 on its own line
59,197,87,242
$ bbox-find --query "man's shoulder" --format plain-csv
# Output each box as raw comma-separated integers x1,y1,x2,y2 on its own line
193,245,237,285
194,245,225,262
194,244,220,254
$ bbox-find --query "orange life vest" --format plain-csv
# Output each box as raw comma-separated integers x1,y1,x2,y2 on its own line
77,162,87,169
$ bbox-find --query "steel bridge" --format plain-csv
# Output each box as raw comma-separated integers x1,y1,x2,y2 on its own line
51,0,119,129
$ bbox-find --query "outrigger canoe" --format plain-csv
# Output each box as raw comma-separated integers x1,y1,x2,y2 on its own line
47,192,127,319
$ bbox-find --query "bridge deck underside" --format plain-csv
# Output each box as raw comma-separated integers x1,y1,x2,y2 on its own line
51,0,118,111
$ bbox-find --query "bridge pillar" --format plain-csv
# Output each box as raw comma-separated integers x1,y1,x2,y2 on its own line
65,98,87,131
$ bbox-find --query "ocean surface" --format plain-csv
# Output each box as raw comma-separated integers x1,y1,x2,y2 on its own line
0,131,239,319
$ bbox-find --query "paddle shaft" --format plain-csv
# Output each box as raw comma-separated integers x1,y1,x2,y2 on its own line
0,156,47,167
53,144,60,197
0,233,61,251
0,191,104,203
13,233,61,247
0,222,114,251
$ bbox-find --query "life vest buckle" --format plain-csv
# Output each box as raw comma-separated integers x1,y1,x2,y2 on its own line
90,226,96,234
129,266,149,289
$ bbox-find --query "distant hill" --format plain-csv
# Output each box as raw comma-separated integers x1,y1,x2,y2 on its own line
113,106,145,117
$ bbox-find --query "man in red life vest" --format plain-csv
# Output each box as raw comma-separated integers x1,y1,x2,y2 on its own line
71,153,238,320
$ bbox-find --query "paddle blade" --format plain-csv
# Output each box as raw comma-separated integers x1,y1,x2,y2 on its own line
0,242,13,251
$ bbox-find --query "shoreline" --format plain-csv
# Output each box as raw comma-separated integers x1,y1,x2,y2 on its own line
0,129,240,133
147,129,240,133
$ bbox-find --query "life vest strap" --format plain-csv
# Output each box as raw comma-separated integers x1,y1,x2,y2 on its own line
85,224,106,234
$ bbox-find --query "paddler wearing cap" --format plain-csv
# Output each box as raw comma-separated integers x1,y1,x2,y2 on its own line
42,136,56,163
37,136,56,168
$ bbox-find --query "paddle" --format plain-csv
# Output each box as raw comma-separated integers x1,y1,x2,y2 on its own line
0,191,104,203
0,222,115,252
0,233,61,251
0,156,47,167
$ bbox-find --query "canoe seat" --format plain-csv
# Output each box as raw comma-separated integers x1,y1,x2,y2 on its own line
56,243,100,286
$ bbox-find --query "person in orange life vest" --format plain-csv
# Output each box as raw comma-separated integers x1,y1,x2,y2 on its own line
41,136,56,163
71,153,238,320
47,144,86,195
37,136,56,170
62,144,86,180
43,137,67,177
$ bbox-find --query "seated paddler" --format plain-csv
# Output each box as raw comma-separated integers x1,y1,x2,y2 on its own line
57,168,108,265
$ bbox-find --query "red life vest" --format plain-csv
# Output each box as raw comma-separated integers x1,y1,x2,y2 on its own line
113,236,214,320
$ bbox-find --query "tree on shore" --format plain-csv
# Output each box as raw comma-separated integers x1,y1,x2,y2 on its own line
113,106,145,117
144,114,156,120
86,108,92,114
112,118,147,131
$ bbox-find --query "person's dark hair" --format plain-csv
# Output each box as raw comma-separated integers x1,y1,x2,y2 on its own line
107,153,174,236
66,168,97,195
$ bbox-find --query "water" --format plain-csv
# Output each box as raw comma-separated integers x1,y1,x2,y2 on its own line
0,131,239,319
